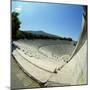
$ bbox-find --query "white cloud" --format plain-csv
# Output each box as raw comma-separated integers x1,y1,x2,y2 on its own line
15,6,22,13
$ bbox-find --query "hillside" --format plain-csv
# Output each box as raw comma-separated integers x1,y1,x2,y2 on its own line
14,30,73,42
24,30,60,38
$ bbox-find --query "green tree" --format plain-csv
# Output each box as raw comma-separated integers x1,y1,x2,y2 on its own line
12,12,21,39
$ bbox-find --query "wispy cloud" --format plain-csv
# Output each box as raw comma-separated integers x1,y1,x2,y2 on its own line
15,6,22,13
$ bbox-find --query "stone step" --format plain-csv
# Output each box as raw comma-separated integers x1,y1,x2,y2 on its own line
16,49,58,73
12,49,52,83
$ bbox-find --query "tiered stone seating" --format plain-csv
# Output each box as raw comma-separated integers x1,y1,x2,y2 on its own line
13,49,52,83
46,40,87,86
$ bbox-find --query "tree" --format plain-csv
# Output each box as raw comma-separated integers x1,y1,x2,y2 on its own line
12,12,21,40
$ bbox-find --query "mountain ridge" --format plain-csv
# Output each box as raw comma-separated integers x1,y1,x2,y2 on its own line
21,30,60,38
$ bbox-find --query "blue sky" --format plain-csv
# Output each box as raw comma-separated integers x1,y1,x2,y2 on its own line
12,1,83,41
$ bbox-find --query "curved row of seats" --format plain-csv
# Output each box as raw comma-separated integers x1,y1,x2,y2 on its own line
13,41,66,72
12,49,52,83
39,43,75,62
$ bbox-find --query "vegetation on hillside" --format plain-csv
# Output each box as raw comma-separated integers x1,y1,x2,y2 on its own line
12,12,21,40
